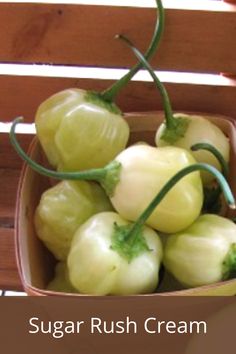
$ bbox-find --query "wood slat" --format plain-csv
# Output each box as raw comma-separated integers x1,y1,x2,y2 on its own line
0,134,33,170
0,228,22,290
0,75,236,123
0,3,235,73
0,169,19,228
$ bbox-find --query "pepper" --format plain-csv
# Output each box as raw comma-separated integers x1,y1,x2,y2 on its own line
109,145,203,233
157,114,230,185
68,212,163,295
35,180,113,260
11,125,203,234
164,214,236,288
47,262,76,293
119,36,230,185
34,0,164,172
67,164,234,295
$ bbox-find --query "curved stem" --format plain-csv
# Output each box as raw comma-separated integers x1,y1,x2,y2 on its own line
191,143,229,178
191,143,229,213
119,34,175,130
10,117,107,181
126,163,235,245
101,0,165,102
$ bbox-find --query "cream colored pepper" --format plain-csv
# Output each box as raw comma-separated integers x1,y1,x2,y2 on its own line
68,212,163,295
35,88,130,172
156,114,230,185
110,145,203,234
164,214,236,288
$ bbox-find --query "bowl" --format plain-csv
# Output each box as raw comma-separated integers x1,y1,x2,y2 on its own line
15,111,236,296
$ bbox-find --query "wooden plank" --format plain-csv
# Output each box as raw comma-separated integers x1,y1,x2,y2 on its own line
0,75,236,123
0,134,33,170
0,168,21,227
0,3,235,73
0,228,22,290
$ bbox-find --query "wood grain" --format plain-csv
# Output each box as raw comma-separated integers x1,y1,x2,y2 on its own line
0,228,22,290
0,169,19,228
0,3,235,73
0,134,33,169
0,75,236,123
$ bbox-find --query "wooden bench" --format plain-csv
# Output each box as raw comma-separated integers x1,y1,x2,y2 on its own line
1,0,236,291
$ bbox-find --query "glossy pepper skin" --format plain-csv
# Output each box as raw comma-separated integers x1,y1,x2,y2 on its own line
164,214,236,288
35,89,130,171
155,114,230,185
67,212,163,295
111,145,203,233
35,180,113,260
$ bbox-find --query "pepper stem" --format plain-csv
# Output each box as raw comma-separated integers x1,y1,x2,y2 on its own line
10,117,121,196
125,163,235,247
119,34,174,129
119,34,190,144
191,143,229,178
191,143,229,214
101,0,164,103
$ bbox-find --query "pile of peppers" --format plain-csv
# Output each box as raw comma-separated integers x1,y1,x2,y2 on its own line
10,0,236,295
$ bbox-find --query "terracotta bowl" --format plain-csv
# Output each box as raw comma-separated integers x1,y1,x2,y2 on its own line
15,112,236,296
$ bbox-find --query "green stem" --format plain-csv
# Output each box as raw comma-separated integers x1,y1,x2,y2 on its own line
10,118,106,180
101,0,164,103
191,143,229,214
125,163,235,246
191,143,229,178
118,34,175,130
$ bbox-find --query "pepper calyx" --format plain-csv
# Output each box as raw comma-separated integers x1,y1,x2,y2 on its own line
222,243,236,280
101,160,122,197
160,116,190,144
110,223,151,262
85,91,122,115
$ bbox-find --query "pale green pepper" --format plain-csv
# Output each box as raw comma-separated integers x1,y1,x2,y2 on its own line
34,0,164,172
156,114,230,185
109,145,203,233
47,262,76,293
120,36,230,185
67,164,234,295
164,214,236,288
35,180,113,260
35,88,130,171
68,212,163,295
